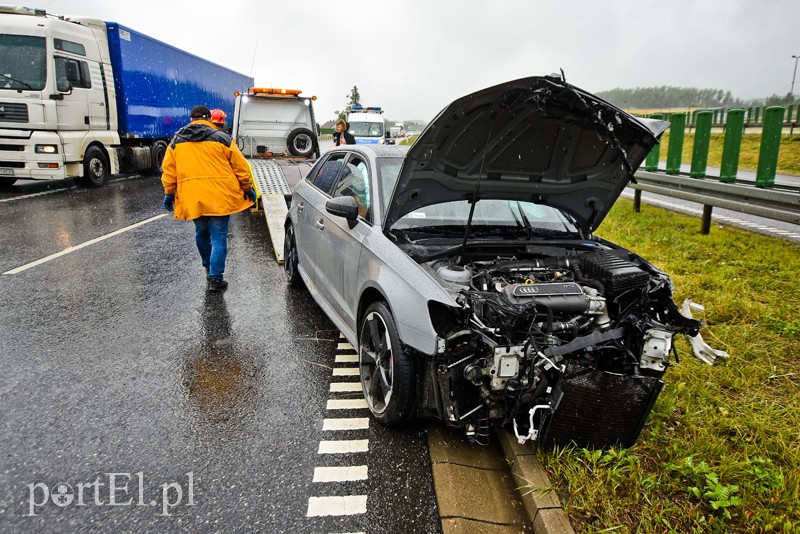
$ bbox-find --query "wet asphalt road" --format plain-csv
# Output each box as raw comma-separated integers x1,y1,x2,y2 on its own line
0,175,440,533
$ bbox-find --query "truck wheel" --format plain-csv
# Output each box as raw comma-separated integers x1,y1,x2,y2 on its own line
78,146,109,188
0,177,17,188
284,225,303,288
151,141,168,174
287,128,317,158
359,302,416,426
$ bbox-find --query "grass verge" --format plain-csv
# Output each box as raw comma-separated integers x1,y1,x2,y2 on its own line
535,200,800,533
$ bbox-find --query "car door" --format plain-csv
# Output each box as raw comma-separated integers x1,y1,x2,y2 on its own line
314,153,372,329
295,152,347,290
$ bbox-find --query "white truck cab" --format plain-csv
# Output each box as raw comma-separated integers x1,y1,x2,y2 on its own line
346,106,387,145
232,87,319,159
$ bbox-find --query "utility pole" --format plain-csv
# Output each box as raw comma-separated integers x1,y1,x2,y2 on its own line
792,55,800,99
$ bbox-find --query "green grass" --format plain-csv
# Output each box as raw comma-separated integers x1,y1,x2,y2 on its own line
535,200,800,533
658,132,800,176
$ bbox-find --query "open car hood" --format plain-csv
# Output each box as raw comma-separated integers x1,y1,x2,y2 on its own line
384,75,668,233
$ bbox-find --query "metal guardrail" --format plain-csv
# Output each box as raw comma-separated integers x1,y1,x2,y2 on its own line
629,170,800,233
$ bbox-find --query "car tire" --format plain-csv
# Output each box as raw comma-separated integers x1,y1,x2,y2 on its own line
286,128,318,158
284,224,303,288
77,146,109,188
359,302,416,425
0,177,17,187
150,141,168,174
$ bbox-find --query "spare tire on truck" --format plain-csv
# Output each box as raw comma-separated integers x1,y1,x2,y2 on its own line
286,128,318,158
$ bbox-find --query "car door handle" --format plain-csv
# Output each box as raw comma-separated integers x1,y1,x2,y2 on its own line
315,219,325,231
297,202,304,212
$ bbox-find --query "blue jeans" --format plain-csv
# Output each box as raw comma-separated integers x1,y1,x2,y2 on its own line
193,215,230,281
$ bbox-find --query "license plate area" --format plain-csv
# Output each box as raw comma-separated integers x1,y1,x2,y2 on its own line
0,168,14,176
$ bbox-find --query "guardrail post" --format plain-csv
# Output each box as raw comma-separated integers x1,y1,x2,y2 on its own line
720,109,744,182
666,112,686,175
690,111,713,178
644,113,663,171
755,106,785,188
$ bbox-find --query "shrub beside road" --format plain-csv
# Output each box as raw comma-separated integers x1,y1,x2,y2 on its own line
537,200,800,532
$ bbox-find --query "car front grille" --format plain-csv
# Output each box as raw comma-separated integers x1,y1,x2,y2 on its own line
0,102,29,123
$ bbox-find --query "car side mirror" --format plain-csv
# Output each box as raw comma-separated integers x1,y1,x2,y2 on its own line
326,196,359,227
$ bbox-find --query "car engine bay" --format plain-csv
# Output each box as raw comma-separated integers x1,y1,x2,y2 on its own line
420,244,708,448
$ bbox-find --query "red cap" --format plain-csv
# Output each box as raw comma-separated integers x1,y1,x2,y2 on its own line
210,109,226,125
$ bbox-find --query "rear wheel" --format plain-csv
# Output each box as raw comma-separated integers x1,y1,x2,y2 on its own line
151,141,168,174
0,177,17,187
284,224,303,288
286,128,317,158
359,302,415,425
77,146,109,187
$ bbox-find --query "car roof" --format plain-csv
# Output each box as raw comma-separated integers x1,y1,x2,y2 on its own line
323,144,409,159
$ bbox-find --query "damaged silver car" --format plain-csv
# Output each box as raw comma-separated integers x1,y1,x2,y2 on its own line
285,74,725,448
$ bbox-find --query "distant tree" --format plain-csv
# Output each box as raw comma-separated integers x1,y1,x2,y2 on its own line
765,93,799,106
596,86,744,109
335,85,363,121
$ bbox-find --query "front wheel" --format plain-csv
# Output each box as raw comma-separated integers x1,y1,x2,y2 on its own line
359,302,415,425
150,141,168,174
284,224,303,288
77,146,109,187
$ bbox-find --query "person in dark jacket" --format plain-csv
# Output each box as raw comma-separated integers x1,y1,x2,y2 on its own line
161,105,255,292
333,119,356,146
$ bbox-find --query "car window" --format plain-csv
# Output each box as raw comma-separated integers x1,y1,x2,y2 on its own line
311,153,347,195
332,155,371,219
377,157,404,213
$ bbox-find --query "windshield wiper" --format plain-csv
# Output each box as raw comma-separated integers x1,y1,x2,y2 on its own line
515,201,535,240
0,73,33,90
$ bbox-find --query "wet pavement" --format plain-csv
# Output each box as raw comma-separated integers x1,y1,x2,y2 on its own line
0,174,439,532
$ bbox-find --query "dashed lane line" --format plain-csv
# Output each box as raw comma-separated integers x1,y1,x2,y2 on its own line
330,382,363,393
335,354,359,363
313,466,369,483
332,368,360,376
318,440,369,454
2,214,168,275
338,342,355,351
322,418,370,431
327,399,369,410
306,495,368,517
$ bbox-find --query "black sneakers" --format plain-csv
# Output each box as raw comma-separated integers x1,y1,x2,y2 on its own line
208,279,228,292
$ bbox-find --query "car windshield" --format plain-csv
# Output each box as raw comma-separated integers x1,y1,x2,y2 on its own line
0,34,46,91
393,199,580,237
349,121,383,137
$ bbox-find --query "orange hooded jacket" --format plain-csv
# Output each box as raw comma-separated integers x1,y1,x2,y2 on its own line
161,119,253,220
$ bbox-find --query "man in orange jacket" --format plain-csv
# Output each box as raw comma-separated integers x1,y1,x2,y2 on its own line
161,105,255,292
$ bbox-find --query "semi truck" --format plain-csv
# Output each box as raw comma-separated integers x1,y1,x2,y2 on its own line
0,5,253,187
231,87,320,263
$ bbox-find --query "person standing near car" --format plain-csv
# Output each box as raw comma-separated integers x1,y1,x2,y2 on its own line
333,118,355,146
161,105,256,292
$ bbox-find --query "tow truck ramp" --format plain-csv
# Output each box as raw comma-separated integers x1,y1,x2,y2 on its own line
249,158,313,264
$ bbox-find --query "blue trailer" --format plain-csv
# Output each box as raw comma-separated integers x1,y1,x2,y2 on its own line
0,6,254,187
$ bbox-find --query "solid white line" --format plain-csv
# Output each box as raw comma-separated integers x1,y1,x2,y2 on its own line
332,368,359,376
326,399,368,410
318,439,369,454
330,382,362,393
2,214,168,275
322,418,369,431
335,354,359,363
0,186,76,203
313,465,368,483
306,495,367,517
337,342,355,351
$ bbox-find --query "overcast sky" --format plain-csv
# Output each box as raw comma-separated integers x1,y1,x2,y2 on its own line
36,0,800,123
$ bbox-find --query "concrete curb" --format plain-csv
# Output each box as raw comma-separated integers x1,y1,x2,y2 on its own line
497,430,575,534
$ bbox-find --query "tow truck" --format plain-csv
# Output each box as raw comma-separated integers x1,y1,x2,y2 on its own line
231,87,320,263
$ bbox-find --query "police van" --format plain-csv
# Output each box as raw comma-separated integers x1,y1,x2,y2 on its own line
346,106,388,144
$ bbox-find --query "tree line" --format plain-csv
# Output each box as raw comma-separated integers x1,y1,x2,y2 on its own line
597,86,800,109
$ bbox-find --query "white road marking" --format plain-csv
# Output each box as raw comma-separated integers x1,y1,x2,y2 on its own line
330,382,362,393
2,214,168,275
332,368,359,376
337,342,355,351
335,354,359,363
313,465,368,483
322,418,369,431
318,439,369,454
0,186,76,203
306,495,367,517
326,399,368,410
